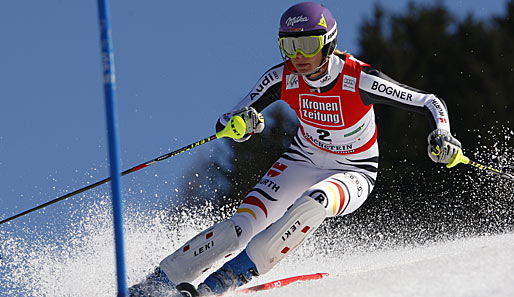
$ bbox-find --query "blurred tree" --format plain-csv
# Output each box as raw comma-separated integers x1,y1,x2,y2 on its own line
358,1,514,164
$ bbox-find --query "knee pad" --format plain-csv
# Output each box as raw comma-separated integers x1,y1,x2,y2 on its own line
159,220,240,284
245,195,326,275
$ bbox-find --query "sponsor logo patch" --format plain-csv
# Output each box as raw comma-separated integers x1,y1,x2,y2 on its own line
286,74,299,90
299,94,344,127
431,99,446,117
342,173,364,197
371,80,413,101
286,16,309,27
304,131,355,153
342,75,357,92
318,15,327,28
309,190,329,208
194,241,214,256
250,71,279,100
281,220,301,241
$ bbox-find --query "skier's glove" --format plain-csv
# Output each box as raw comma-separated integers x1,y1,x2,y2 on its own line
427,129,462,164
230,107,265,143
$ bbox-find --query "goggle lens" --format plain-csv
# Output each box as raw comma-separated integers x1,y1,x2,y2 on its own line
279,36,324,58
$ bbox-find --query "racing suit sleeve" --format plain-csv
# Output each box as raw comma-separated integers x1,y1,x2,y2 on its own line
216,63,284,132
358,66,451,132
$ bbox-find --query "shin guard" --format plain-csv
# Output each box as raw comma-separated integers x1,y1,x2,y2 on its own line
160,220,240,284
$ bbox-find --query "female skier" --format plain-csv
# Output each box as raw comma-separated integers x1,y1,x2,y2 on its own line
130,2,462,296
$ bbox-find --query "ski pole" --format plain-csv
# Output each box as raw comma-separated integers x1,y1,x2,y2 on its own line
446,148,514,182
0,116,246,226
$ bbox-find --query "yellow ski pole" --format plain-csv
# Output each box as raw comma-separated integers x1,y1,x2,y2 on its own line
446,148,514,182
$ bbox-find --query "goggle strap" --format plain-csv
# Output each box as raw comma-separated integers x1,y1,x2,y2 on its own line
323,22,337,45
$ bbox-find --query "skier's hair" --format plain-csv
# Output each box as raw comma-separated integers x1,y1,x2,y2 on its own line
333,49,348,55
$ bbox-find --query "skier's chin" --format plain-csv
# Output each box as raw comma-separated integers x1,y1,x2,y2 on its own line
294,63,315,74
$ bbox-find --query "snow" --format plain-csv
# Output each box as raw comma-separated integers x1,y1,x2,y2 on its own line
1,199,513,297
254,233,514,297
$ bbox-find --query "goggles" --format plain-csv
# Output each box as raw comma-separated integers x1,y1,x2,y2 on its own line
279,23,337,59
280,35,324,58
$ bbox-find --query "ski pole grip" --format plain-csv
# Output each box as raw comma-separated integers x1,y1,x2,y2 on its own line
446,148,470,168
215,115,247,139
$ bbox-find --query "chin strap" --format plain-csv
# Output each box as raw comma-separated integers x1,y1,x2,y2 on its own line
307,58,330,78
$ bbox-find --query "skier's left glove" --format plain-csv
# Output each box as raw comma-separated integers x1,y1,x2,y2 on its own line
230,107,265,143
427,129,462,164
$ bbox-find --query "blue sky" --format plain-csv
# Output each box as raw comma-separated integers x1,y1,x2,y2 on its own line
0,0,509,278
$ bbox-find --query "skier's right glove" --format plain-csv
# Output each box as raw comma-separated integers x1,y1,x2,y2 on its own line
427,129,462,164
230,107,265,142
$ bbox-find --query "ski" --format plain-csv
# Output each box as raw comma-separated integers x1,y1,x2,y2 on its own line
233,272,329,295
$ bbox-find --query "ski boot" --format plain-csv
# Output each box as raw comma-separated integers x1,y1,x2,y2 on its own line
175,283,201,297
176,250,259,296
129,267,178,297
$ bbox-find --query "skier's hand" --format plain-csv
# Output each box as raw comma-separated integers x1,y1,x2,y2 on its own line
427,129,461,164
230,107,265,142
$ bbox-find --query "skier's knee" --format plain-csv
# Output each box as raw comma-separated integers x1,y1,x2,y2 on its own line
305,189,331,208
304,172,372,217
245,195,326,275
229,214,254,249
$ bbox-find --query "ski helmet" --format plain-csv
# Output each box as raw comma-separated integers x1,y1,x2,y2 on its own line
279,2,338,62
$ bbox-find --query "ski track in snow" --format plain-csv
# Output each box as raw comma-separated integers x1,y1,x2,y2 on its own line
1,199,513,297
255,233,514,297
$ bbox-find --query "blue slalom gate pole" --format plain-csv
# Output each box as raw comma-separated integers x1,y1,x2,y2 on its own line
97,0,128,296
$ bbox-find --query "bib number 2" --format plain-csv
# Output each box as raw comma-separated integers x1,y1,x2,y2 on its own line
317,129,332,141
